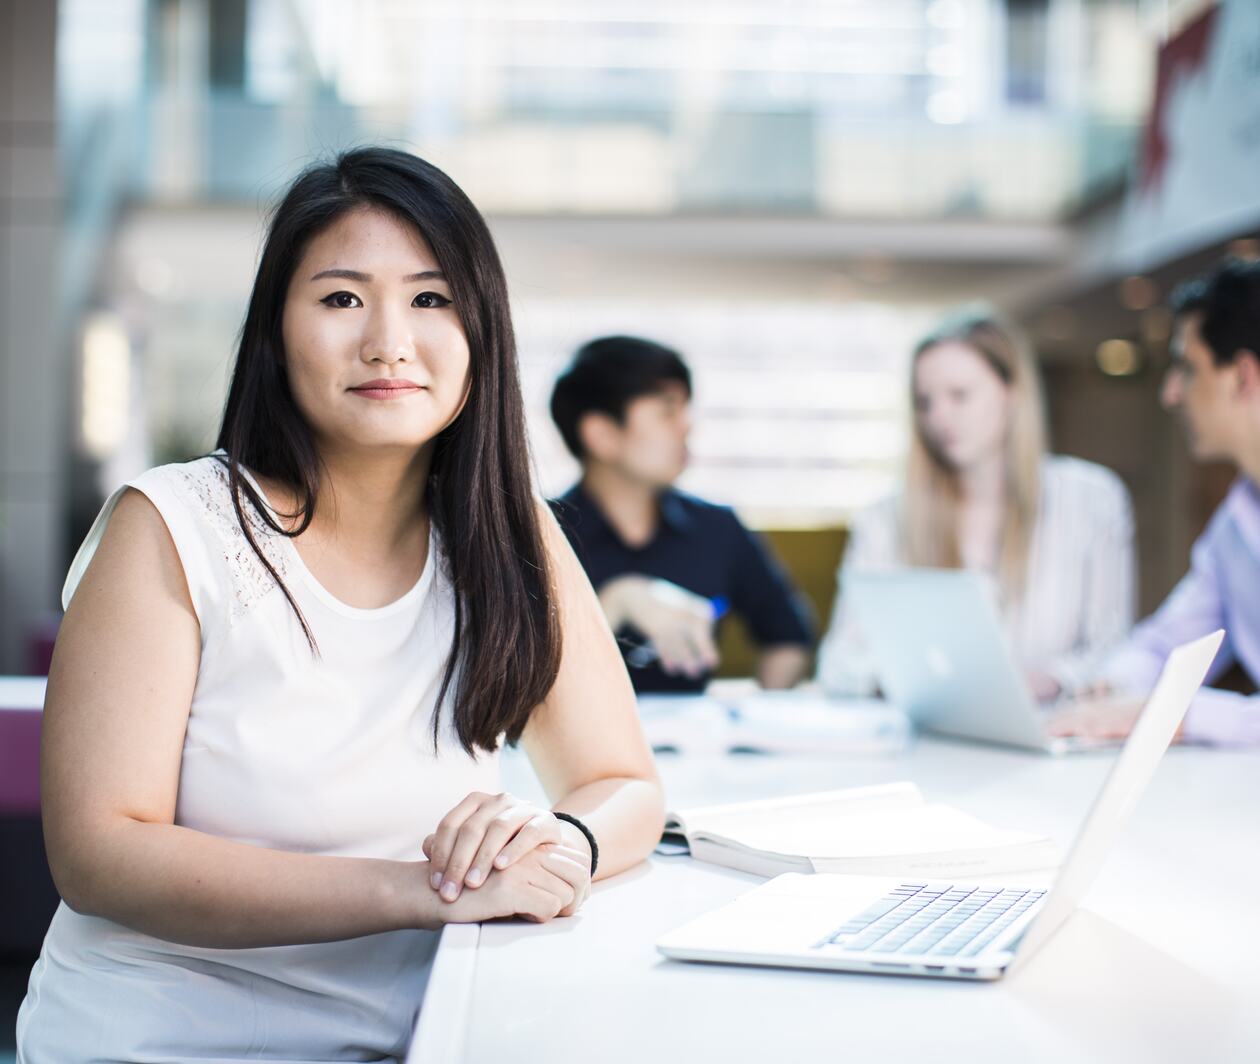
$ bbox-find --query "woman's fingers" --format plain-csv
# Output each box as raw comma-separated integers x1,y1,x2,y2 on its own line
1046,709,1078,737
1048,697,1142,739
484,813,562,876
462,811,556,890
447,848,589,924
544,845,592,880
518,858,582,922
427,791,502,892
515,883,567,923
428,794,578,905
435,794,521,900
541,846,592,917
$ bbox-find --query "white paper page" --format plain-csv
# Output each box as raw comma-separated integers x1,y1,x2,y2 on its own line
699,802,1041,859
673,782,924,837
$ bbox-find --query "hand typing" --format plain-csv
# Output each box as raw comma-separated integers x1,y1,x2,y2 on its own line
1046,686,1168,741
1024,668,1063,704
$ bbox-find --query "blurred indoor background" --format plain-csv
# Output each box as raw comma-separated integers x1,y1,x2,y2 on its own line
2,0,1258,1042
6,0,1258,679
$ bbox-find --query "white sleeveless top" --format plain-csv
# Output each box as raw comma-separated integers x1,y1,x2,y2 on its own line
17,454,501,1064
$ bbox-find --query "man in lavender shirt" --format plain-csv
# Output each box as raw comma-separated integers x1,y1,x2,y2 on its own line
1051,258,1260,746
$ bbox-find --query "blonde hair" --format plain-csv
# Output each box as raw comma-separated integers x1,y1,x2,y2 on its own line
901,308,1047,600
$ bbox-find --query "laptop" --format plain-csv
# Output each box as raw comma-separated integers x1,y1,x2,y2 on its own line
656,630,1221,981
845,569,1121,753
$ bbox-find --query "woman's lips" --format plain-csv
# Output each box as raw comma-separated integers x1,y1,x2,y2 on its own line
349,380,424,400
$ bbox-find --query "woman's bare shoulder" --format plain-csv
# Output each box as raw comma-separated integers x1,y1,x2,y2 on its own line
66,486,197,623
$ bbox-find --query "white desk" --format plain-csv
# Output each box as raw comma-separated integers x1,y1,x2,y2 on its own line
410,739,1260,1063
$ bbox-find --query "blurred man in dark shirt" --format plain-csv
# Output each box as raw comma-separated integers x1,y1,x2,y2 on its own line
549,335,813,694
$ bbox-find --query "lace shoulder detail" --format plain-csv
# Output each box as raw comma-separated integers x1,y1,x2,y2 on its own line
169,456,293,623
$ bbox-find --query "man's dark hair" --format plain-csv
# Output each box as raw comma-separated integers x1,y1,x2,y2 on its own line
550,335,692,459
1170,257,1260,366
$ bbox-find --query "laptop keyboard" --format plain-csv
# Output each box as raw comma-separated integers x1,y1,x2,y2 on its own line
819,883,1047,958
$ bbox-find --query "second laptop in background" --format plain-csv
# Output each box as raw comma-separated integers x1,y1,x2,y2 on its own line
846,569,1118,754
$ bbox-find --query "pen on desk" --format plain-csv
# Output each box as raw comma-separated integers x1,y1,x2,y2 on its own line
623,596,729,669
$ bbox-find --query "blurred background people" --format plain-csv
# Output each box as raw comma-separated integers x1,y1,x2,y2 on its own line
549,336,814,692
1053,259,1260,746
817,311,1136,702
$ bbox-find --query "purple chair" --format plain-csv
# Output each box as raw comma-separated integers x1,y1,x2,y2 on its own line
0,678,59,957
0,706,42,816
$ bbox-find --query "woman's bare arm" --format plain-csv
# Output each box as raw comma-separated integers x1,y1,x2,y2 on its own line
41,489,559,947
519,505,666,880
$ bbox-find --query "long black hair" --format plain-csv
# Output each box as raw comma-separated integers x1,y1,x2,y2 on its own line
216,146,561,755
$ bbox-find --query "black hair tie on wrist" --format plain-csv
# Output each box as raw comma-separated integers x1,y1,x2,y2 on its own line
552,811,599,877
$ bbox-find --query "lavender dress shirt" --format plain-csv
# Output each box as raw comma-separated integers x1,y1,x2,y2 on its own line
1103,478,1260,745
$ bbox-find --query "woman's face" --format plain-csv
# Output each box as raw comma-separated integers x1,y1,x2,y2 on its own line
912,340,1012,471
281,207,471,454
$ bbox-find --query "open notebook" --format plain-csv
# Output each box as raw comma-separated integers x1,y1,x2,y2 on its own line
661,782,1061,879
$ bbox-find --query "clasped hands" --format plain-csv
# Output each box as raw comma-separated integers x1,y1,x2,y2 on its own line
422,791,593,924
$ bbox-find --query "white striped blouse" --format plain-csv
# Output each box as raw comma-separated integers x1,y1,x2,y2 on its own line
816,455,1137,698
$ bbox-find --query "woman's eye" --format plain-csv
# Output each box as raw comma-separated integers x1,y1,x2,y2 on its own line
413,291,452,309
320,291,362,309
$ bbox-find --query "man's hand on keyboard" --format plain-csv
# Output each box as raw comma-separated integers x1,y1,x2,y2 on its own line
1048,686,1180,741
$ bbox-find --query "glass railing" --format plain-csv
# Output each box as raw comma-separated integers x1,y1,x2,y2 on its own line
132,89,1141,221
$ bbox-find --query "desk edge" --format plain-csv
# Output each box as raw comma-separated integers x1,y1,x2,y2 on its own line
405,922,481,1063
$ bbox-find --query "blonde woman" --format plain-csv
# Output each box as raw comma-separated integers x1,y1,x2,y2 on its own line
817,309,1135,703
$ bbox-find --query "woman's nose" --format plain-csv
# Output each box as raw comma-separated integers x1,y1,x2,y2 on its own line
361,306,413,364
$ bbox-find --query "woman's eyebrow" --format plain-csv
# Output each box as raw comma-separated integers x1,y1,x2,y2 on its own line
308,268,446,283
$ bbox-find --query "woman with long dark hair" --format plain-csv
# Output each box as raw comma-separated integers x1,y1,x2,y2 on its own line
17,147,664,1062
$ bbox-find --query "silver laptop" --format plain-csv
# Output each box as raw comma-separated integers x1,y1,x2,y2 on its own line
656,630,1221,981
846,569,1118,754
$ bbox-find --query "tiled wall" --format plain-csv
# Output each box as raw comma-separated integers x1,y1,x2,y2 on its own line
0,0,64,673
